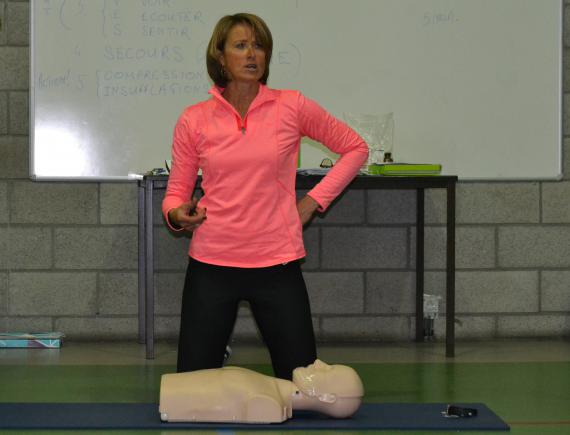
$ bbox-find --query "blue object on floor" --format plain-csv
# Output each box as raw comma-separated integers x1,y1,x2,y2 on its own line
0,402,509,430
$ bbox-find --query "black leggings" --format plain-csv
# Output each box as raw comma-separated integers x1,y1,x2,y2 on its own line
177,257,317,380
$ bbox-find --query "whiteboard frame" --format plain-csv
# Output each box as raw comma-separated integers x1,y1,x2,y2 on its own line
28,0,564,182
29,2,140,182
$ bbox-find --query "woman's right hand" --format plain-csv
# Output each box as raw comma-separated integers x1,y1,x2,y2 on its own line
168,197,207,232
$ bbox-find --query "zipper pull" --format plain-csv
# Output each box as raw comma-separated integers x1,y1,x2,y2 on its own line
236,116,246,135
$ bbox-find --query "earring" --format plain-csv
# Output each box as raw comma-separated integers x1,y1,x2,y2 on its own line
221,65,226,77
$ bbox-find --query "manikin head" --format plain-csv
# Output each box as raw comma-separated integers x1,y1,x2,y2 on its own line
292,359,364,418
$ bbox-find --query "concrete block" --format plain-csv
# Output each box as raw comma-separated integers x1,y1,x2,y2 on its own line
425,189,447,224
0,273,6,314
565,49,570,92
542,181,570,223
424,271,446,292
0,181,8,223
321,316,410,341
0,47,29,90
155,316,179,340
153,187,203,226
498,315,570,337
0,317,53,333
321,227,407,269
454,316,496,339
11,181,98,224
6,1,29,46
566,94,570,137
233,304,320,342
318,190,365,224
457,183,539,224
456,271,538,313
98,272,137,315
567,8,570,46
0,228,6,270
367,190,415,224
366,271,415,314
155,272,184,315
155,316,179,339
300,226,319,270
8,91,27,135
311,315,322,340
54,227,137,269
411,226,495,270
0,136,28,179
155,226,191,271
55,317,138,340
152,188,167,223
0,226,52,269
541,271,570,312
234,303,262,341
303,272,364,314
454,227,496,269
0,91,7,134
499,226,570,267
429,315,496,340
562,139,570,180
0,4,6,46
237,302,252,317
233,314,263,341
9,272,96,315
100,183,138,224
366,271,448,318
410,226,445,270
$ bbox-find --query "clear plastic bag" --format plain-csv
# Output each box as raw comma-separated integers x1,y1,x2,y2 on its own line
423,293,442,320
343,112,394,172
423,293,442,340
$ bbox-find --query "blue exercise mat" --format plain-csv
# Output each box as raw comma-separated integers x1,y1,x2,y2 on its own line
0,402,509,431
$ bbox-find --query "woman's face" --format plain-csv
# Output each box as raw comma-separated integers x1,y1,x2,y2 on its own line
220,24,266,84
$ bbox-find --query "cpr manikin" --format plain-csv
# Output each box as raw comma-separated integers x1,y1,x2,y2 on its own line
159,359,364,423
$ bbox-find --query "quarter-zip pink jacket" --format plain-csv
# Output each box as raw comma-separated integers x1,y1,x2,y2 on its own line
162,84,368,268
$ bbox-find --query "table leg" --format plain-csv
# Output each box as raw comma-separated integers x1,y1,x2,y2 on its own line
145,178,155,359
446,182,456,357
137,182,146,344
415,188,425,342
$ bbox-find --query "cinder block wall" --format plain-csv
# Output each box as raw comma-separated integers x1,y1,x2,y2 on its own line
1,0,569,342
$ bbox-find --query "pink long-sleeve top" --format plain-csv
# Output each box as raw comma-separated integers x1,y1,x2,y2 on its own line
162,84,368,268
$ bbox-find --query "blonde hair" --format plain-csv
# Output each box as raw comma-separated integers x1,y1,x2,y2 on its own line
206,13,273,87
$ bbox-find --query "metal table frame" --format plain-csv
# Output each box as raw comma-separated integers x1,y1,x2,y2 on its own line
138,174,457,359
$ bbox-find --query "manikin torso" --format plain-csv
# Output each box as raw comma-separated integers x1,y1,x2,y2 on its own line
160,366,295,423
159,360,364,424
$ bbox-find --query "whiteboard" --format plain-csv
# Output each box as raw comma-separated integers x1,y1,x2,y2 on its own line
30,0,563,180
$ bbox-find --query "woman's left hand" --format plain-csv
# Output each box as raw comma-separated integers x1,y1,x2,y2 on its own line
297,195,320,226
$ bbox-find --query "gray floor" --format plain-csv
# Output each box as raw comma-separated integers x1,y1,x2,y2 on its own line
2,338,569,366
1,339,570,434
